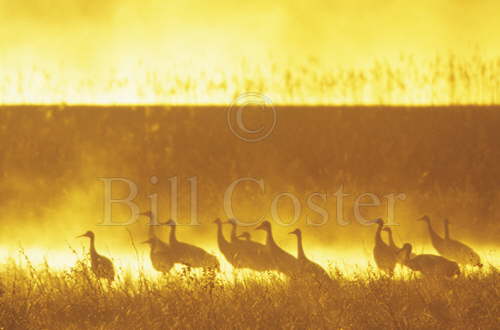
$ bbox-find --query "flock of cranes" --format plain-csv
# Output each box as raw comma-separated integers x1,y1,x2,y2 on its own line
372,216,482,278
77,213,483,283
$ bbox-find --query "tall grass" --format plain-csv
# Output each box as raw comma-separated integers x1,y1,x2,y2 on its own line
0,55,499,104
0,255,498,329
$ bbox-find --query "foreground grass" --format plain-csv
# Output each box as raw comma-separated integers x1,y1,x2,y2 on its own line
0,261,498,330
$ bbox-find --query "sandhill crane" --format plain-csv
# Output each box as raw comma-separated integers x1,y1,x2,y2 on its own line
160,219,220,270
383,226,416,260
441,219,482,267
77,231,115,282
142,238,174,274
237,232,252,241
371,219,397,275
255,220,300,277
289,229,330,282
224,219,274,271
139,211,172,273
225,218,240,243
139,211,168,250
418,215,447,255
214,218,239,267
382,227,399,251
418,216,482,267
398,243,460,278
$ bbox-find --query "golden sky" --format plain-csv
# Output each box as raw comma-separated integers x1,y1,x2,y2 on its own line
1,0,499,104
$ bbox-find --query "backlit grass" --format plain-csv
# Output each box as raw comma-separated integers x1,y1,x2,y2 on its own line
0,254,498,329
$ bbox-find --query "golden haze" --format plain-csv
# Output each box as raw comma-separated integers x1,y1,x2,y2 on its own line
0,107,499,274
1,0,500,104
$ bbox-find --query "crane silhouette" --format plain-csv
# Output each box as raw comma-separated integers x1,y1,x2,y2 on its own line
142,238,174,274
418,216,482,267
289,228,330,282
371,219,397,275
77,231,115,282
418,215,447,255
224,219,274,271
225,218,241,243
160,219,220,271
139,211,168,248
398,243,460,278
139,211,173,273
255,220,299,277
382,227,399,251
214,218,239,267
441,219,482,267
382,226,416,261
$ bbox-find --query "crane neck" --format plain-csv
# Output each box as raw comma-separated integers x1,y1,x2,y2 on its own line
402,245,412,263
265,227,277,247
375,223,384,246
216,222,229,249
149,239,158,254
229,222,238,242
386,230,396,248
424,218,443,243
169,224,177,243
444,221,450,240
295,233,306,259
89,236,97,258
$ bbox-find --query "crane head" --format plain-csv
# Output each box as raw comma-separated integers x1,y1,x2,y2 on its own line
213,218,222,225
159,219,176,226
255,220,271,231
237,232,251,240
417,215,430,222
369,218,384,226
77,231,94,239
288,228,301,236
397,243,413,263
139,211,154,219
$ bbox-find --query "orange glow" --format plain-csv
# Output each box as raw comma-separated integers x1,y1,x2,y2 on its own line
1,2,499,328
1,244,498,282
